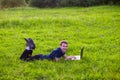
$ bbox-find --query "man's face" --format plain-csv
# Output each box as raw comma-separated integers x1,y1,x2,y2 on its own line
60,43,68,53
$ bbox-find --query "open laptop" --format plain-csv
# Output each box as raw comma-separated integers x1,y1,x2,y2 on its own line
68,47,84,60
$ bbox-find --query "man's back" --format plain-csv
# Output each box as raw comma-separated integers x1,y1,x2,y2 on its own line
48,48,65,60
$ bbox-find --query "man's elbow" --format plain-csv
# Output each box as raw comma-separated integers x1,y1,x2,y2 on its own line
55,58,60,62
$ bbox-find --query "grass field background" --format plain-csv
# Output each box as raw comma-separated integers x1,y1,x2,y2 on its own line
0,6,120,80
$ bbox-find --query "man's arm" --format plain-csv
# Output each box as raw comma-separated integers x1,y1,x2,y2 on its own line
62,54,68,60
55,54,69,61
63,54,75,60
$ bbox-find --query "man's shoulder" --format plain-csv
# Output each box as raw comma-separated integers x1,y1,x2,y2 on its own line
53,48,61,52
50,48,61,55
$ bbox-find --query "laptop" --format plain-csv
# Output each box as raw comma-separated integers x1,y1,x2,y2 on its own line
68,47,84,60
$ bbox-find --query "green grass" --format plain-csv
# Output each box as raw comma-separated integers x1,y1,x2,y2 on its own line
0,6,120,80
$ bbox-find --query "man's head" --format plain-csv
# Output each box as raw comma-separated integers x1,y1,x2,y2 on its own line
60,40,68,53
24,38,36,50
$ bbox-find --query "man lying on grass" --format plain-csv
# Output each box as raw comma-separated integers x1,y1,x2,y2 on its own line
20,38,83,62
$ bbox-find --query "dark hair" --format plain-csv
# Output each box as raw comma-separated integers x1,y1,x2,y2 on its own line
60,40,68,46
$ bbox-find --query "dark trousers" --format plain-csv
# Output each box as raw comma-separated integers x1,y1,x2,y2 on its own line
30,54,50,60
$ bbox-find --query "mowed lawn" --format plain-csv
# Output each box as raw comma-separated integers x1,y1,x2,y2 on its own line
0,6,120,80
